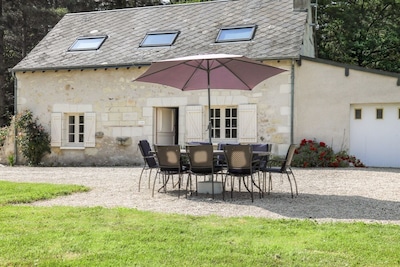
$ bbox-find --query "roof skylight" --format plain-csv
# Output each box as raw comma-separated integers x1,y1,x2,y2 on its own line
216,25,257,43
140,31,180,47
68,36,107,51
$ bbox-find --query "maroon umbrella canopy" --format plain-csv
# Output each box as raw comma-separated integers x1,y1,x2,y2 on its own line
135,54,286,90
134,54,286,142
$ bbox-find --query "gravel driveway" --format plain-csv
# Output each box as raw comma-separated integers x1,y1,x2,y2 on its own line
1,166,399,224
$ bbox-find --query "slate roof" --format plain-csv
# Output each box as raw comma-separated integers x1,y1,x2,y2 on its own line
13,0,309,71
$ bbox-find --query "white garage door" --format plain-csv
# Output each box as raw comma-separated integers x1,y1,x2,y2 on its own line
350,104,400,167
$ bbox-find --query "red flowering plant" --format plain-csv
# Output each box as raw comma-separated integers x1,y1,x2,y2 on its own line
292,139,365,168
292,139,334,167
330,150,366,167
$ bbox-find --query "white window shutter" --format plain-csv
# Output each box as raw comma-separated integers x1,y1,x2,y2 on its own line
84,112,96,147
51,113,62,147
238,104,257,143
185,105,203,142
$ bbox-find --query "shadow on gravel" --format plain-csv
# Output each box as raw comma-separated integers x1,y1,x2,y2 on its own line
173,189,400,222
243,193,400,222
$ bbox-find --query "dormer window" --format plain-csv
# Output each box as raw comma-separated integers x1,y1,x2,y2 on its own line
216,25,257,43
140,31,180,47
68,36,107,51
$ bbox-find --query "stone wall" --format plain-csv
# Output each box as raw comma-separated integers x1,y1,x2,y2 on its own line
14,60,292,166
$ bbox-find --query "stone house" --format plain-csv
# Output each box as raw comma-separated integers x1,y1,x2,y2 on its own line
9,0,400,167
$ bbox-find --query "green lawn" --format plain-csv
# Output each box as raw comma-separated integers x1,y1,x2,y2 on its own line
0,181,399,266
0,180,89,205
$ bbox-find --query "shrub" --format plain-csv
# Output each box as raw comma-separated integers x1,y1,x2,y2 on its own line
292,139,365,168
15,110,51,166
0,126,9,146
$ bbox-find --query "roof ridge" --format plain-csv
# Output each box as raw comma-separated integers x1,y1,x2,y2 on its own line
64,0,238,16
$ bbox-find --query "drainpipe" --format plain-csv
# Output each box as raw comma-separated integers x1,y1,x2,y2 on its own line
11,70,18,164
290,59,295,144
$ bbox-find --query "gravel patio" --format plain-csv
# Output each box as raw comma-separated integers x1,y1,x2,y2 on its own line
1,166,399,224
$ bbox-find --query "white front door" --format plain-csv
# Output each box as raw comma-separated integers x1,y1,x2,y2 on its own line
155,108,177,145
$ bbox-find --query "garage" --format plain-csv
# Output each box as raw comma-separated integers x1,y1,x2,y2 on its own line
350,104,400,167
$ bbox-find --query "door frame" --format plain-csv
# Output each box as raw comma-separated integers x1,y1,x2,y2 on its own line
154,107,179,145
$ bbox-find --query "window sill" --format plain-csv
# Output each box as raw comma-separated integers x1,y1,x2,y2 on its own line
60,146,85,150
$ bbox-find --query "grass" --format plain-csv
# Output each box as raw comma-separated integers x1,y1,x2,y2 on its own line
0,182,399,266
0,181,89,205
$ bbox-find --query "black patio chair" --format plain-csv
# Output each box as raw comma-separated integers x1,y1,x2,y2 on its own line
251,143,272,169
223,144,262,202
260,144,298,198
138,140,158,192
153,144,188,198
186,144,224,198
216,142,239,168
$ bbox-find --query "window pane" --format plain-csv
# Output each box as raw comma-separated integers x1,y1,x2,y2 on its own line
69,116,75,124
69,37,106,51
215,119,220,127
215,109,220,117
79,116,84,124
232,119,237,127
140,32,179,47
355,109,362,119
79,134,84,143
216,26,256,42
215,129,220,138
225,129,230,138
69,135,75,142
69,125,75,133
232,108,237,117
232,129,237,138
225,109,230,117
376,108,383,119
226,119,230,127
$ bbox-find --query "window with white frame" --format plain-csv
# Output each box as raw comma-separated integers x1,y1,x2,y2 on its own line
185,104,257,143
51,112,96,148
211,107,237,139
67,114,84,145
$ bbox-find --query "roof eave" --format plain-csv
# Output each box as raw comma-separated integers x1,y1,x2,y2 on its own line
11,55,301,73
10,62,152,73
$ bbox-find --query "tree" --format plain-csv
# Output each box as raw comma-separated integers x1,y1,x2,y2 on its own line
0,0,210,126
0,1,68,126
316,0,400,73
0,0,8,127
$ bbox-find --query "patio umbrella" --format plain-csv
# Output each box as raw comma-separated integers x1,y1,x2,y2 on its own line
134,54,286,143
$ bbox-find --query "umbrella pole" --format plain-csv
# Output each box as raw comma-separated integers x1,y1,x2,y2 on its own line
207,86,212,144
207,60,214,199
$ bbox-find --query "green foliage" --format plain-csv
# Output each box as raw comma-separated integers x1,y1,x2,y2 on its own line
7,154,14,166
15,110,51,166
0,126,8,146
316,0,400,73
292,139,365,168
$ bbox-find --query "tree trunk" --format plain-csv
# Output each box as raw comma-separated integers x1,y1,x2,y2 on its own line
0,0,7,126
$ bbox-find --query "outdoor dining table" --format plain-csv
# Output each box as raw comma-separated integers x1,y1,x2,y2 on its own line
180,149,270,156
149,147,271,197
149,149,270,156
